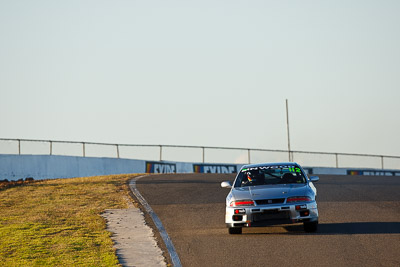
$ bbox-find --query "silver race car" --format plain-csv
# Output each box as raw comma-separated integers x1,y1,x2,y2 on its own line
221,162,319,234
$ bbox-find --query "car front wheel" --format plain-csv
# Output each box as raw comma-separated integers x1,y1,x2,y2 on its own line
228,227,242,234
304,220,318,232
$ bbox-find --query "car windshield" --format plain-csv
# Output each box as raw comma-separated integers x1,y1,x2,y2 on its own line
234,165,306,187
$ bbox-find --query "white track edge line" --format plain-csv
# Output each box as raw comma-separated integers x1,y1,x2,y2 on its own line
129,175,182,267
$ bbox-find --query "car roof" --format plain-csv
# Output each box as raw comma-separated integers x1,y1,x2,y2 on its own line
240,162,300,169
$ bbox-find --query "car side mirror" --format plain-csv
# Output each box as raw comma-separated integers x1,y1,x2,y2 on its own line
221,181,232,188
309,176,319,182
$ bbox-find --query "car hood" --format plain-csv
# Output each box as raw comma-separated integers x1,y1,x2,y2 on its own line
231,184,308,201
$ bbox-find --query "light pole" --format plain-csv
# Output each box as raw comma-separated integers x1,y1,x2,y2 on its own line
286,99,292,162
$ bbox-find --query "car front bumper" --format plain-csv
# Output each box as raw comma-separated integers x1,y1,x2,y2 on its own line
225,202,318,228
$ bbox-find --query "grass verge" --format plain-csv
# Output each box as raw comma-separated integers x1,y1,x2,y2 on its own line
0,174,139,266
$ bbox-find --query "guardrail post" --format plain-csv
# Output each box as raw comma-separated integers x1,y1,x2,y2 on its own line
116,144,120,158
381,156,384,169
202,147,205,163
335,153,339,168
159,145,162,161
50,141,53,155
83,142,86,157
18,139,21,155
248,149,251,164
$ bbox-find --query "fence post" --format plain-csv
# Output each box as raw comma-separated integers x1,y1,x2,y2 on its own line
50,141,53,155
381,156,384,169
202,147,205,163
83,142,86,157
248,149,251,164
159,145,162,161
18,139,21,155
116,144,120,158
335,153,339,168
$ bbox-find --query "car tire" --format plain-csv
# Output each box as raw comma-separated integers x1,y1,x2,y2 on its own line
228,227,242,234
304,220,318,233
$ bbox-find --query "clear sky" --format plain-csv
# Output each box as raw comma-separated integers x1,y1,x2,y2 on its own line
1,0,399,156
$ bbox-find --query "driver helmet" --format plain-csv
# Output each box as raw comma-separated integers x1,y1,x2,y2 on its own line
246,172,253,182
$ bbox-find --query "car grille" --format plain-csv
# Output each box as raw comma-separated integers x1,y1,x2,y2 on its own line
255,198,285,205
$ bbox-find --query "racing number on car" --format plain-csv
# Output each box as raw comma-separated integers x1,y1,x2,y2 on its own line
288,167,301,173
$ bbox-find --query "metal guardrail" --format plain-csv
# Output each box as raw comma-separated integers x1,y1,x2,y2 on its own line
1,138,399,169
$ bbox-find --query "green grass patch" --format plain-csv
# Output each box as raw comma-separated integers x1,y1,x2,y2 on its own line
0,174,139,266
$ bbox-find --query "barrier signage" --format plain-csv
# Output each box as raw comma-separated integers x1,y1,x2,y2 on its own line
303,168,313,175
146,161,176,173
347,170,400,176
193,164,237,174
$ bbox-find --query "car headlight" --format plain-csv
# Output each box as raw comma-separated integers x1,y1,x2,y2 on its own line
230,200,255,207
286,196,312,203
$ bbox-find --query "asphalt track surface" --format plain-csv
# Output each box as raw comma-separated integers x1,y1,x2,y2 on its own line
136,174,400,267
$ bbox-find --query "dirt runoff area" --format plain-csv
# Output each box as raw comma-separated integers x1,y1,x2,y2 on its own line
102,203,166,267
